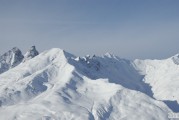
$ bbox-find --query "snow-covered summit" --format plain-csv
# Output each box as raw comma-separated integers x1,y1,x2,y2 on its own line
103,52,118,59
0,47,178,120
0,46,42,74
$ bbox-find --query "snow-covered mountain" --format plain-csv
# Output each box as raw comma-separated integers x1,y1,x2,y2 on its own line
0,47,24,74
0,47,178,120
23,46,39,62
0,46,39,74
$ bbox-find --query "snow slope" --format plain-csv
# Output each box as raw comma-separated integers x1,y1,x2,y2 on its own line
0,48,177,120
134,55,179,112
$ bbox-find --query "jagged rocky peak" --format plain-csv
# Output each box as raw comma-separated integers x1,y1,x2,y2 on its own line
0,47,24,66
104,52,114,58
0,47,24,73
103,52,119,60
78,54,101,71
172,54,179,65
23,46,39,62
10,47,24,66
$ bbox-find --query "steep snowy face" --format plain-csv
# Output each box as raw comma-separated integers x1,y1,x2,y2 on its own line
133,56,179,112
23,46,39,62
0,48,72,102
0,47,24,74
73,54,153,97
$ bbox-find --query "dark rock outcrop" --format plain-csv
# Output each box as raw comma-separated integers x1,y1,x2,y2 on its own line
23,46,39,62
0,47,24,74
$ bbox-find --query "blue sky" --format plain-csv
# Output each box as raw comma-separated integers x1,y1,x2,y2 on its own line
0,0,179,59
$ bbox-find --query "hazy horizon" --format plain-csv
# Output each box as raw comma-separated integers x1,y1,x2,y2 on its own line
1,0,179,59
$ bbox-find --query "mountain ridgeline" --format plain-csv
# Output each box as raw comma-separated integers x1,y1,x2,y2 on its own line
0,47,179,120
0,46,39,74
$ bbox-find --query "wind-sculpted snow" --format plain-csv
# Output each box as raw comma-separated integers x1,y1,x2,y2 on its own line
0,48,177,120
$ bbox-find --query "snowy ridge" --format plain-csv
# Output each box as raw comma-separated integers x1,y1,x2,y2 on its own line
0,47,178,120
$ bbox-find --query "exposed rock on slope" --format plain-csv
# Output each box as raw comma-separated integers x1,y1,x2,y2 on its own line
0,46,39,74
0,47,24,74
0,48,175,120
23,46,39,62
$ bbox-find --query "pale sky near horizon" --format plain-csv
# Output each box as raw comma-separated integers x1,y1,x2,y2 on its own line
0,0,179,59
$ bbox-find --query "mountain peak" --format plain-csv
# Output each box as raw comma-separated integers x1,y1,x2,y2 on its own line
104,52,114,58
0,47,24,74
103,52,120,60
0,47,177,119
11,47,20,52
171,53,179,65
30,46,37,51
23,46,39,62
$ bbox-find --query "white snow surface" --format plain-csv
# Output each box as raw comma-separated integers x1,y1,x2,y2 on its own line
0,48,178,120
